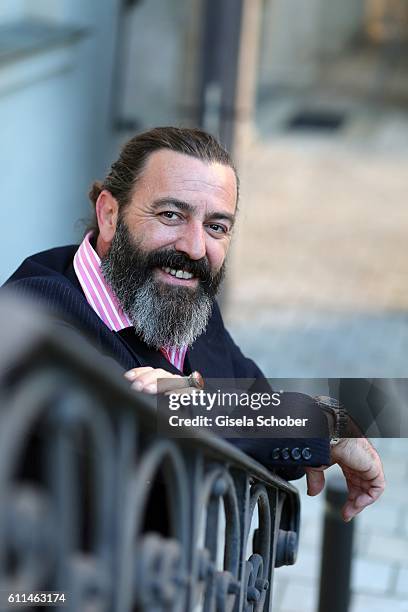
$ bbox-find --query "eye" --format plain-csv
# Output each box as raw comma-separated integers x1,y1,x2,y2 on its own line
207,223,228,235
162,211,178,219
159,211,182,222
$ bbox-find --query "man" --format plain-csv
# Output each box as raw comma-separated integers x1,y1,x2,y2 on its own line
4,127,384,521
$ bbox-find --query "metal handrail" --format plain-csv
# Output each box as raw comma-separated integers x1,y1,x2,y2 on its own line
0,294,300,611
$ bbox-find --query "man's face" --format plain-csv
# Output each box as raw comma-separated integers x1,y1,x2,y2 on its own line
99,150,237,348
122,149,237,283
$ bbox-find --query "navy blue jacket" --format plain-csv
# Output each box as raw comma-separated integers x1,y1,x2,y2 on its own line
4,245,330,474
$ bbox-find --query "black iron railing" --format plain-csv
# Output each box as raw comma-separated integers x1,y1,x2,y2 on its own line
0,294,300,611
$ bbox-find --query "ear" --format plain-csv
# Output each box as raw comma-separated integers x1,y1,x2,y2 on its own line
95,190,119,257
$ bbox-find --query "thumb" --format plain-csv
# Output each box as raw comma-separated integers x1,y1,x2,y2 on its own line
306,468,326,496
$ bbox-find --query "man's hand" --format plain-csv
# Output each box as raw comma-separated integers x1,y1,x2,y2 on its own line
305,438,385,522
124,366,194,395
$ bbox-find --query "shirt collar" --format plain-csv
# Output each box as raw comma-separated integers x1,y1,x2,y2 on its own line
73,231,132,331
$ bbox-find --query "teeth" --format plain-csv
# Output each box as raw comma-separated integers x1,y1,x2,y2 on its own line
162,267,193,280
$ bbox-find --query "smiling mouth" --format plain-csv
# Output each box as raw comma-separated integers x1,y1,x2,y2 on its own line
156,266,199,286
161,266,195,280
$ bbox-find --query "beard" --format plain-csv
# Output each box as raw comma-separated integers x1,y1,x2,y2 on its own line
100,219,225,349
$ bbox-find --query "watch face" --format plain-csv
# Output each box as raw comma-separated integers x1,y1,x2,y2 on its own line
315,395,340,408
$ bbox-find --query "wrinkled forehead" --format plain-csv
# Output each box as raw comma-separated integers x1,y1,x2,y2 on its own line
136,149,238,213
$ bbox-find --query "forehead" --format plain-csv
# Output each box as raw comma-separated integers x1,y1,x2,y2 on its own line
134,149,238,213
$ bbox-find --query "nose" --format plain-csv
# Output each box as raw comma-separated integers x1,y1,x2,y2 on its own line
174,221,206,261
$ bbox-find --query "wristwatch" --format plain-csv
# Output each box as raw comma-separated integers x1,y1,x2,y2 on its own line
314,395,348,445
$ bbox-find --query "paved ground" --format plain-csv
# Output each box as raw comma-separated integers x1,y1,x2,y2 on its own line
226,108,408,380
271,440,408,612
227,108,408,335
224,104,408,610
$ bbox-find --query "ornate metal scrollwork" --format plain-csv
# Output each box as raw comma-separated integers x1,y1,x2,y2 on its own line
194,468,241,611
0,296,300,611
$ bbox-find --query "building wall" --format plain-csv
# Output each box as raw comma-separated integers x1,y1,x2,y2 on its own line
0,0,121,283
257,0,365,90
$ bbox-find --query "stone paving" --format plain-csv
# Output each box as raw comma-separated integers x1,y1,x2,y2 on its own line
270,442,408,612
224,108,408,610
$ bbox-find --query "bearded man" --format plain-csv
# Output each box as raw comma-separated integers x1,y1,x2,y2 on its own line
4,127,384,520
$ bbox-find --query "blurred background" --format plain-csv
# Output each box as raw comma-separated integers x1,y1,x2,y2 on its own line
0,0,407,610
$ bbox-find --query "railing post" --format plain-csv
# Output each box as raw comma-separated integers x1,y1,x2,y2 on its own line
317,472,355,612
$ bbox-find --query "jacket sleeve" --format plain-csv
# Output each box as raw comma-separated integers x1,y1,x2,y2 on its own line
220,324,331,477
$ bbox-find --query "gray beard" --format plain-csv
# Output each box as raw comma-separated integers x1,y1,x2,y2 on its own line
118,276,213,349
100,220,222,349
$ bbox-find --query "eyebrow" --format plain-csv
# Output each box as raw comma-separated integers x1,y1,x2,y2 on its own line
151,197,236,226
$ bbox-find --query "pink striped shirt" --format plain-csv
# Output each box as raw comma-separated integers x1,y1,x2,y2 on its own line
73,232,187,371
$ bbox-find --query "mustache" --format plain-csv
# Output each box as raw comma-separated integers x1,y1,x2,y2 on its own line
146,249,214,284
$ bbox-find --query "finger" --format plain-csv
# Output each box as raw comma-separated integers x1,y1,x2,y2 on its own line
124,367,153,381
132,372,185,394
342,481,385,522
342,493,374,522
305,469,326,496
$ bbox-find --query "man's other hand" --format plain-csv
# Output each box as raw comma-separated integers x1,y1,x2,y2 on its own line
124,366,194,395
305,438,385,522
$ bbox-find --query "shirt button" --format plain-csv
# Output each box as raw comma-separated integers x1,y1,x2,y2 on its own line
271,448,281,460
302,447,312,460
291,447,301,460
281,447,291,460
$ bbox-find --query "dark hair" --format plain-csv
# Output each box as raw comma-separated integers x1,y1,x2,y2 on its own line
87,126,239,235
